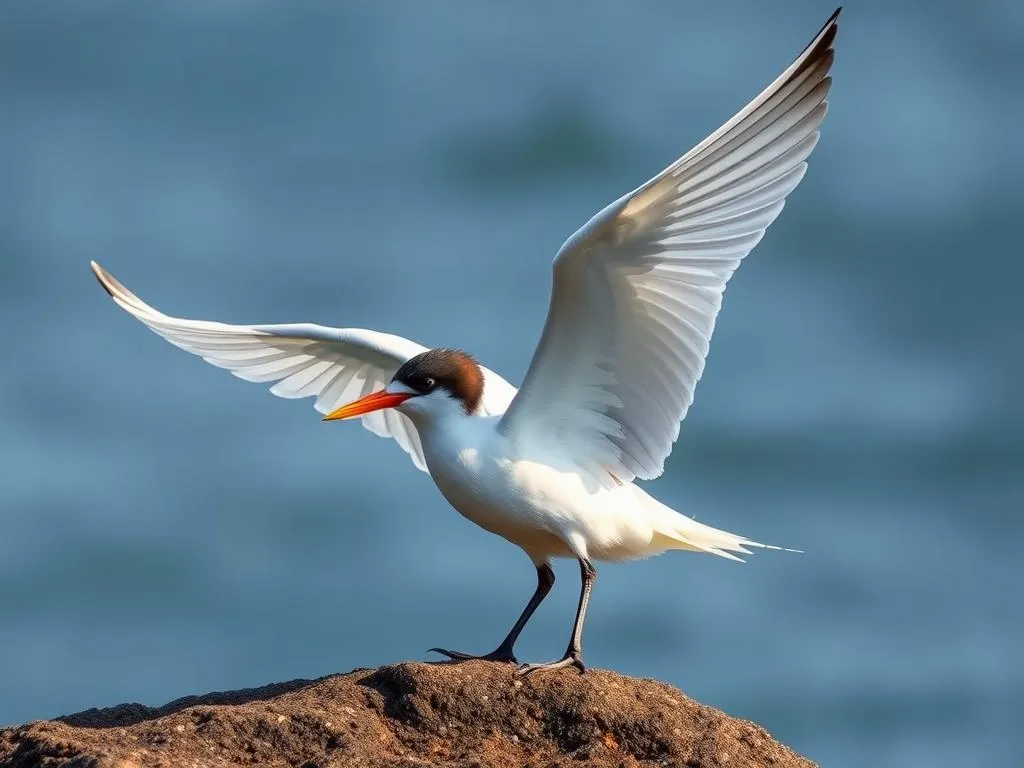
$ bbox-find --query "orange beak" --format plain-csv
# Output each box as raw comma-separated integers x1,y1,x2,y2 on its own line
322,389,413,422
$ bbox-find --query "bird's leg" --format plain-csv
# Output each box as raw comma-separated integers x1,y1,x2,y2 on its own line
518,558,596,675
429,562,555,664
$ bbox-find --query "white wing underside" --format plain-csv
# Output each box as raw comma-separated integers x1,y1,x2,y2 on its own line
91,263,517,473
500,11,839,488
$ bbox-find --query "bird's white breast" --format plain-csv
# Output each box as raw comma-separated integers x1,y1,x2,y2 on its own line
415,414,662,562
417,416,556,554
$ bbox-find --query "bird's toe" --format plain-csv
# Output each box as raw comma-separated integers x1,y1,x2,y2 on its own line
427,647,517,664
516,653,585,677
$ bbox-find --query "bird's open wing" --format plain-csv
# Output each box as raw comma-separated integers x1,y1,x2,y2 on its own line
92,262,516,473
499,10,839,487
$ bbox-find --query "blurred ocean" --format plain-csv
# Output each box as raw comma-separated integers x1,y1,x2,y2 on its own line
1,2,1021,766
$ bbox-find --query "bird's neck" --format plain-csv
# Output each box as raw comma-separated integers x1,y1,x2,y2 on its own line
407,407,498,479
405,406,478,433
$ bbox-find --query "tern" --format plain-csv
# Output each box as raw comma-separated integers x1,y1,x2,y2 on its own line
92,9,839,674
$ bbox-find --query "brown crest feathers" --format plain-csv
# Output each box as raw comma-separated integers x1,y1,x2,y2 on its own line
393,348,485,414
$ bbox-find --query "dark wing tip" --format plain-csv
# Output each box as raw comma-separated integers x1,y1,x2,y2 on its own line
90,261,140,310
815,7,842,52
790,6,840,83
90,260,116,298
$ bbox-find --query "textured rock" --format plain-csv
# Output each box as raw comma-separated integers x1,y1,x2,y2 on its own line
1,661,815,767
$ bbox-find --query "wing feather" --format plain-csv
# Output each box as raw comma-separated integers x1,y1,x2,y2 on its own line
499,9,839,487
92,261,515,474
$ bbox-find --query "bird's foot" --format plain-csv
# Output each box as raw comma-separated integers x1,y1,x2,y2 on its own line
516,651,585,676
427,646,517,664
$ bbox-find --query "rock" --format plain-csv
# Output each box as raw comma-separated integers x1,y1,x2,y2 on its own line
0,661,815,767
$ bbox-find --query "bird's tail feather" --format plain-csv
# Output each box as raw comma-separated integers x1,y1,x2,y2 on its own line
651,506,800,563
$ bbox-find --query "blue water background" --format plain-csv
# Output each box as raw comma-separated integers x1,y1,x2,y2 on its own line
1,3,1021,766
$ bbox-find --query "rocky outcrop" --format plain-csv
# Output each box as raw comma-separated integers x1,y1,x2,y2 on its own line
1,661,814,767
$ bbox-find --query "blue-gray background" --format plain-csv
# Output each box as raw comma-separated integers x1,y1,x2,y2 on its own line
1,2,1020,766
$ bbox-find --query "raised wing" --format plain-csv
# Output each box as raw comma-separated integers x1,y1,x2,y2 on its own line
91,262,517,473
499,10,839,486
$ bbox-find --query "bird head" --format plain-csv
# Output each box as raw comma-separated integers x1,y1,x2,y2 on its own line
322,348,484,423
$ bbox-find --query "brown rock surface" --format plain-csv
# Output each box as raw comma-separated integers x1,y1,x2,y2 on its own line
0,661,815,768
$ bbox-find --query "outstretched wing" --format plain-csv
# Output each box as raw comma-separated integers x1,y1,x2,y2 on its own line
92,262,516,473
499,10,839,486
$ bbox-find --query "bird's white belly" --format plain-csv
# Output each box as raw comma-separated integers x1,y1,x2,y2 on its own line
418,417,659,562
425,444,572,559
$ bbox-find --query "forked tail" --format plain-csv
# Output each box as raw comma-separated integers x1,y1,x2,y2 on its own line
647,496,800,562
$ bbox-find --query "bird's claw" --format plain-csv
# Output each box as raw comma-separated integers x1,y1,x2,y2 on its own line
427,647,518,664
516,652,585,676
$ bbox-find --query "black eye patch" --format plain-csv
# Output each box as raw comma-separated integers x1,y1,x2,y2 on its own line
411,377,434,393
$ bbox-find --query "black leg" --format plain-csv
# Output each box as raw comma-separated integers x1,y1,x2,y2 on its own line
518,558,596,675
429,562,555,664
